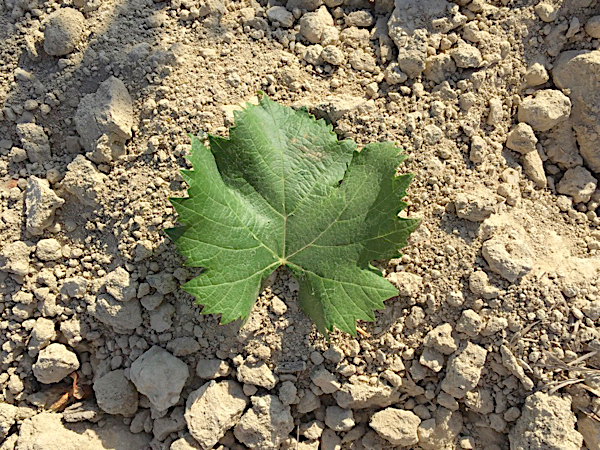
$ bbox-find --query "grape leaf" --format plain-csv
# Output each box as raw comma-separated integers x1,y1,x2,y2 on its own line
167,96,419,335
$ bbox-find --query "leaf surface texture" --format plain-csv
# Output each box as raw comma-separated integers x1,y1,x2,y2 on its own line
168,97,419,335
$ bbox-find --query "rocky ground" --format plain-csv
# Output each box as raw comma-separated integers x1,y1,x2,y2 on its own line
1,0,600,449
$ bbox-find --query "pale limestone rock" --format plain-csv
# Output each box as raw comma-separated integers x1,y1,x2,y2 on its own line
451,43,482,68
420,347,445,372
297,389,321,413
311,367,340,394
345,10,374,27
303,44,323,66
60,276,88,298
469,136,487,163
585,16,600,38
482,233,534,283
299,6,333,44
60,317,84,347
61,155,106,206
546,121,583,169
509,392,582,450
36,238,62,261
320,26,339,46
517,89,571,132
387,271,423,297
553,50,600,172
535,2,558,22
325,406,354,432
525,62,549,87
153,407,186,441
278,381,297,406
464,388,494,414
557,166,598,203
93,369,139,416
340,27,370,48
130,346,189,412
423,323,457,355
266,6,294,28
166,337,201,356
237,359,278,389
17,123,51,163
234,395,294,450
506,123,537,154
385,62,408,84
0,241,33,278
74,77,133,163
185,380,248,449
270,296,288,315
361,430,387,449
522,150,547,188
25,176,64,236
321,45,345,66
33,343,79,384
455,310,484,337
321,428,341,450
370,408,420,446
578,415,600,450
287,0,322,11
387,0,451,39
423,123,445,147
348,49,377,72
454,188,496,222
308,95,374,122
102,267,136,302
0,403,18,440
405,305,426,329
43,8,85,56
441,343,487,398
396,45,427,78
90,294,143,332
149,302,175,332
437,392,459,411
196,359,231,379
582,300,600,321
468,270,500,299
423,53,456,83
417,408,463,450
334,380,401,409
146,271,178,294
27,317,57,357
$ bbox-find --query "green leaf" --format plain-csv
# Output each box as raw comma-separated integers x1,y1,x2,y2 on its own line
167,96,419,335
